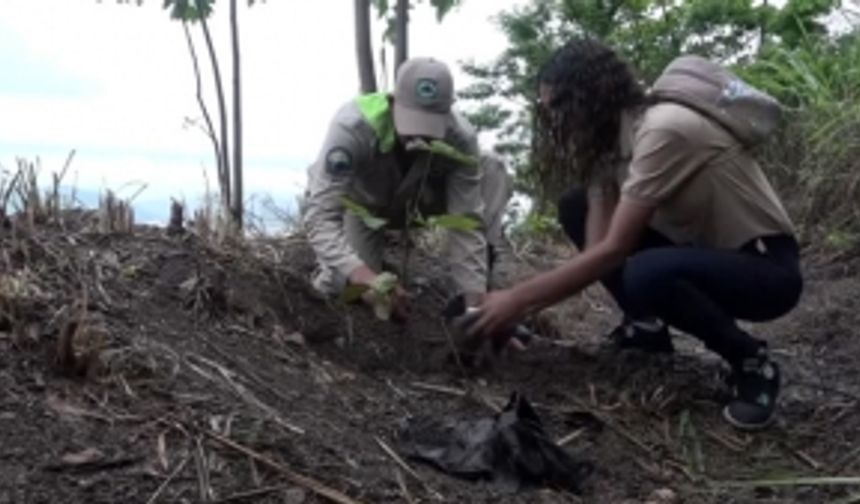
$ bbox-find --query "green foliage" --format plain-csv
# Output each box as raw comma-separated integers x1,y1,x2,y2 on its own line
163,0,213,20
461,0,846,215
341,194,479,234
409,140,479,167
112,0,261,20
339,271,399,320
509,210,562,242
371,0,462,41
371,0,462,21
416,214,480,232
340,196,389,230
739,30,860,241
340,283,369,304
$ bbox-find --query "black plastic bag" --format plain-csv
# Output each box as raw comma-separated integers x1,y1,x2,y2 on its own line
398,392,593,494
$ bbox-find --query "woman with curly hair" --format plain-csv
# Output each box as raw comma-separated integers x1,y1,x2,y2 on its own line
470,38,803,430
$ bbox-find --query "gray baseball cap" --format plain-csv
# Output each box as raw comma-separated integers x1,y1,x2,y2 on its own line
393,57,454,139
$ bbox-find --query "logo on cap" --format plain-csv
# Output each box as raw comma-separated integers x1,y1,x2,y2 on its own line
415,78,440,104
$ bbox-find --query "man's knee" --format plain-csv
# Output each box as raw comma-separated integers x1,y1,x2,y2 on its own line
310,265,345,298
480,153,514,213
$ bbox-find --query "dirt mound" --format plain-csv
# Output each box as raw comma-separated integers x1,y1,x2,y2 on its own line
1,214,858,503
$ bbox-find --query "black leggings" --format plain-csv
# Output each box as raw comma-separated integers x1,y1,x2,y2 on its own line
557,188,803,365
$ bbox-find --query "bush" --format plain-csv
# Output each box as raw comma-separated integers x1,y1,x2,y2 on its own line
739,31,860,247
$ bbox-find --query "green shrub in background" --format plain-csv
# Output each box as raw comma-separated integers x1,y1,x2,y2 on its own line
739,31,860,247
464,0,860,251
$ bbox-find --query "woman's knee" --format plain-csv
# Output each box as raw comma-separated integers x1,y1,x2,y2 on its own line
621,249,681,314
557,188,588,248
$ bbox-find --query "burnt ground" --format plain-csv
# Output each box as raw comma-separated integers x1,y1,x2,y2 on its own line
0,212,858,504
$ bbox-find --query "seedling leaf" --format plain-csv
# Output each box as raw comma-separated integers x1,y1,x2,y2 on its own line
428,140,479,167
340,196,388,230
370,272,398,294
407,139,479,167
425,214,481,231
340,283,369,303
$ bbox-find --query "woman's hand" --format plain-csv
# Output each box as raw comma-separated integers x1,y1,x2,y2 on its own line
469,288,527,338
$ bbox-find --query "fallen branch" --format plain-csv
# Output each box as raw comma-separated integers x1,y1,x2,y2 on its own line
394,468,416,504
831,493,860,504
212,485,288,503
374,436,443,501
702,429,746,453
410,381,466,397
194,437,213,503
835,444,860,473
556,428,586,447
204,430,363,504
184,353,305,435
145,456,190,504
778,441,822,471
567,396,655,456
713,476,860,488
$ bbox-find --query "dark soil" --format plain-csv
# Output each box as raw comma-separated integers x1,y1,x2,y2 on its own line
1,212,858,504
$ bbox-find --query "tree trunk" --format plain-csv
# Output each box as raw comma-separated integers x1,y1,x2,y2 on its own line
394,0,409,73
230,0,243,230
198,8,231,213
355,0,378,93
758,0,768,54
182,21,224,210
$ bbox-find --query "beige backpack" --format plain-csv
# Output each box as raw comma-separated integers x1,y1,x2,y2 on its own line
651,55,782,147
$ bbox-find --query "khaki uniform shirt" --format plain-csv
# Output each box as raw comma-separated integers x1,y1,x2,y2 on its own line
607,102,794,249
302,94,487,293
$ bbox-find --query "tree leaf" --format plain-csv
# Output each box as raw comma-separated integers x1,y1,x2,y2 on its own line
408,140,479,167
373,296,393,321
362,215,389,230
429,140,479,167
340,196,388,230
370,271,398,294
340,283,369,303
425,214,481,231
371,0,389,18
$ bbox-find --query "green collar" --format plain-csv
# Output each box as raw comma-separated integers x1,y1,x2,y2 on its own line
355,92,396,154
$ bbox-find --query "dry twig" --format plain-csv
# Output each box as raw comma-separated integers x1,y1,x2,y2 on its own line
204,430,364,504
374,436,443,501
394,468,416,504
145,456,190,504
212,485,289,503
410,381,466,397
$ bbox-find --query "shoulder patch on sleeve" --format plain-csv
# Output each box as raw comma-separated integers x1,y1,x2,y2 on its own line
325,147,354,177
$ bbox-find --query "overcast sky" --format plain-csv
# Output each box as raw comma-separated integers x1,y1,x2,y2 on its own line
0,0,522,224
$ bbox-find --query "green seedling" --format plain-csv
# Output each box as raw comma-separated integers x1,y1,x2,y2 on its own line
427,140,479,167
406,139,479,168
339,271,399,321
415,213,480,232
340,196,388,230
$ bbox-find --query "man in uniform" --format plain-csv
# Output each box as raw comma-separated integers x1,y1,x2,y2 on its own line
302,57,513,317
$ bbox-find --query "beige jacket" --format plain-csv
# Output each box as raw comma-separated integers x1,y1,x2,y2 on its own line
302,93,488,294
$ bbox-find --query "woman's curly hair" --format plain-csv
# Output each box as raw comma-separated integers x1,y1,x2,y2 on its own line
535,38,647,191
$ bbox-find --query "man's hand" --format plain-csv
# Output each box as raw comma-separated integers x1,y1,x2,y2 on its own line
390,285,413,322
348,265,412,322
348,264,377,287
